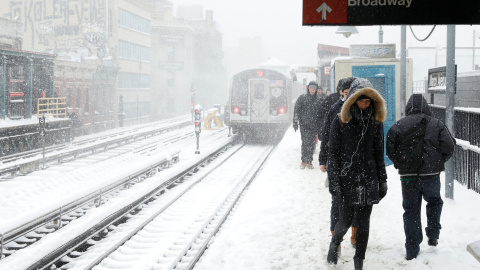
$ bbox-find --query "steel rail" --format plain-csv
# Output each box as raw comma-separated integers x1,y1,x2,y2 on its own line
184,145,275,269
25,142,234,270
0,120,190,177
1,151,180,256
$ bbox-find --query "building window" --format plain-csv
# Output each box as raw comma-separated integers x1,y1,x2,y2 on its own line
118,72,150,89
118,41,150,62
76,88,81,108
167,46,174,62
67,88,72,107
123,101,150,119
119,9,150,34
85,88,89,113
167,72,174,88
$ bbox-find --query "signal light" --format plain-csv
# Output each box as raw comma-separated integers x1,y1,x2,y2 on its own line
256,70,264,77
278,107,286,114
233,107,240,114
194,109,201,120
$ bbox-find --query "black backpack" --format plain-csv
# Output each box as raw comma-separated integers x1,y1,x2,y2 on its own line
394,116,430,173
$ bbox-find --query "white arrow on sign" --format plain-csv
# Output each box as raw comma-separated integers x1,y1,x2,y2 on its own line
316,3,332,21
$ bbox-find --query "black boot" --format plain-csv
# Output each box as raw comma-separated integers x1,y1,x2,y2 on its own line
354,258,363,270
327,241,341,265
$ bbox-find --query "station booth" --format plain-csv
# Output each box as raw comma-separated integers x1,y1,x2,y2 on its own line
328,44,413,164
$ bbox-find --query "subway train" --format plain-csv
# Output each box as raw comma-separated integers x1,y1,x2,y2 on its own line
225,68,294,142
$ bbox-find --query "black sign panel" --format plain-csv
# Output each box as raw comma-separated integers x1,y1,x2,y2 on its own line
303,0,480,25
427,65,457,94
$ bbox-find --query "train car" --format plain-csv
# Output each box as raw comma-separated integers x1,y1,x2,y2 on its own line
226,68,293,142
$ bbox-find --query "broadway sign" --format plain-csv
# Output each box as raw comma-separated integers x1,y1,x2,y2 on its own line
303,0,480,25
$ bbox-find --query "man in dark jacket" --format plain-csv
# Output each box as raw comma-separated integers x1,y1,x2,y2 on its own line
327,78,388,270
293,81,323,169
319,76,358,248
386,94,455,261
318,77,357,135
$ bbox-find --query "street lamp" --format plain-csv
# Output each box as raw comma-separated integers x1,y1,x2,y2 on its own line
379,26,383,43
335,26,359,38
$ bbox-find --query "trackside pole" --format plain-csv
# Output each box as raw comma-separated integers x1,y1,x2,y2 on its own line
445,25,456,199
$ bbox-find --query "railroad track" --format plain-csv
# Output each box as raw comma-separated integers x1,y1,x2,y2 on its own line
0,127,230,266
0,142,274,270
0,117,191,179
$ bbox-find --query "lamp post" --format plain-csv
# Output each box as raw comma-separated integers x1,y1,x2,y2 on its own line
335,26,359,38
474,30,479,71
379,26,383,43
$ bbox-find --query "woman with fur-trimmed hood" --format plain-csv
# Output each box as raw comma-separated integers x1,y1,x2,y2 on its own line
326,78,388,270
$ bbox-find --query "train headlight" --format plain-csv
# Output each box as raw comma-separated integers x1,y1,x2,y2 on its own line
240,109,247,116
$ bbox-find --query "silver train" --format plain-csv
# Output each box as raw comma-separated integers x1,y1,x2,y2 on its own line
225,68,293,142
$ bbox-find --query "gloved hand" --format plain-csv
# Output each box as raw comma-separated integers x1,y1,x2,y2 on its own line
293,122,298,132
379,182,388,200
329,178,342,199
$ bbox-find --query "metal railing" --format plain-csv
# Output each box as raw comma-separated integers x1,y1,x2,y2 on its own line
37,98,67,118
429,104,480,193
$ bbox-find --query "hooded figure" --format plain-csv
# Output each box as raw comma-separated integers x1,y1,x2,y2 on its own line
318,76,358,248
326,78,388,269
318,76,357,130
319,76,357,166
386,94,455,261
386,94,455,176
293,81,323,168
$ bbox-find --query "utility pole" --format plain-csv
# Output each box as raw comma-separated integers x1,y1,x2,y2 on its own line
445,25,456,199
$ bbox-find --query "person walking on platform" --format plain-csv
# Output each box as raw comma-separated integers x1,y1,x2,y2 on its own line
326,78,388,270
293,81,323,169
318,77,355,134
386,94,455,261
318,77,358,249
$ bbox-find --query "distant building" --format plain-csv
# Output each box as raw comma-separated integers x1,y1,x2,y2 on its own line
316,44,349,93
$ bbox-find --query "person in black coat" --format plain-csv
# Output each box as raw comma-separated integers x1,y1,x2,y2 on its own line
293,81,323,169
386,94,455,260
318,77,357,135
326,78,388,270
318,76,358,247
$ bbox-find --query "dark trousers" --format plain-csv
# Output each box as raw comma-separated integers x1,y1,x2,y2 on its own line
300,125,316,163
330,195,359,232
332,203,373,260
402,175,443,257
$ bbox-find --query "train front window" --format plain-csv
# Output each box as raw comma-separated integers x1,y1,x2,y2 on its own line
253,83,265,99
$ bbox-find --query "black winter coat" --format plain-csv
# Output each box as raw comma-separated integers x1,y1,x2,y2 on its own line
328,81,388,206
319,98,344,165
386,94,456,177
293,93,323,132
318,92,341,128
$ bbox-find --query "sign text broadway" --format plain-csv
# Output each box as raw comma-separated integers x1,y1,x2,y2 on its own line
348,0,413,8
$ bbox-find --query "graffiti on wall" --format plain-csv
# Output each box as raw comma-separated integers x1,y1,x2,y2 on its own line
3,0,109,60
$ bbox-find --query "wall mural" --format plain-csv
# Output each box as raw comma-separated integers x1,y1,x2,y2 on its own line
2,0,109,60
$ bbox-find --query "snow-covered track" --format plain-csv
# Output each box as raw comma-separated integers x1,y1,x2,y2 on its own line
19,143,273,270
0,149,180,260
0,136,235,269
68,144,273,270
0,117,190,178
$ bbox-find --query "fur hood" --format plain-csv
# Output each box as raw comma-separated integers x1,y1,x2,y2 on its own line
340,78,387,123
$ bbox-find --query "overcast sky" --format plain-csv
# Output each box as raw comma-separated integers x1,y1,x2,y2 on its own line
172,0,480,66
